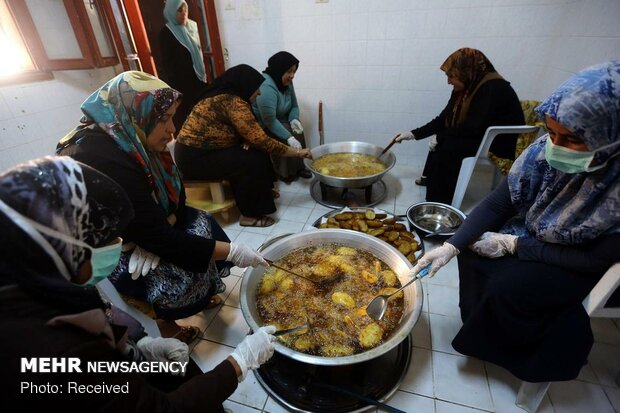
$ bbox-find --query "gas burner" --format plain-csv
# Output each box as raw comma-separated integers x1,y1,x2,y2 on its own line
309,179,388,209
255,334,411,412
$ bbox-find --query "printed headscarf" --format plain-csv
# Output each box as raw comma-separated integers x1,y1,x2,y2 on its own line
0,157,133,311
164,0,206,82
440,48,503,127
59,71,183,216
506,61,620,244
264,51,299,91
201,64,265,103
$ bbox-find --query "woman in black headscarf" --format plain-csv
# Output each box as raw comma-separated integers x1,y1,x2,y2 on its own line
175,64,312,227
252,51,311,182
0,156,277,411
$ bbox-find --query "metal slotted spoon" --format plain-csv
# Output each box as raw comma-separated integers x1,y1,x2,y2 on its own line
366,265,431,321
265,259,342,285
273,322,310,337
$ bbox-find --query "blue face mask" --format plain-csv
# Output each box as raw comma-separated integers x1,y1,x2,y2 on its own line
82,238,123,285
33,222,122,286
545,138,619,174
30,220,122,286
0,198,122,285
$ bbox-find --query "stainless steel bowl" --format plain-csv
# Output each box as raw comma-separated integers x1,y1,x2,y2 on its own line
304,141,396,188
239,229,423,366
406,202,467,237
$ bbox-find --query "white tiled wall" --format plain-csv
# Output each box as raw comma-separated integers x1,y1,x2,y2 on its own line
0,67,119,172
214,0,620,156
1,0,619,171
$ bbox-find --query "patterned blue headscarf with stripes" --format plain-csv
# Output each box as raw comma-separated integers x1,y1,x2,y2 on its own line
505,61,620,245
59,71,183,216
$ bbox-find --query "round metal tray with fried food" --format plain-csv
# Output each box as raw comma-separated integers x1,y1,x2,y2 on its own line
312,207,424,263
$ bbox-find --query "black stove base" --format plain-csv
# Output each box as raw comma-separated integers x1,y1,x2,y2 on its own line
309,179,388,209
255,335,412,413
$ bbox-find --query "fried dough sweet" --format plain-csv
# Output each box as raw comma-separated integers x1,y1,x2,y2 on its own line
256,243,404,357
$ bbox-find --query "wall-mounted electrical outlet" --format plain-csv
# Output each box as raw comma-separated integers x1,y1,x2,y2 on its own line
225,0,235,10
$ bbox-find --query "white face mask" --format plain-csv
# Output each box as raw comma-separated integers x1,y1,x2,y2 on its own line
0,198,121,284
545,137,620,174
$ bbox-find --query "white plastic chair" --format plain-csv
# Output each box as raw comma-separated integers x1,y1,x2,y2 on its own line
451,125,541,210
515,262,620,412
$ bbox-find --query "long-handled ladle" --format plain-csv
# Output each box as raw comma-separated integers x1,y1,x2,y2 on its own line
366,264,431,321
265,259,342,285
273,323,310,337
379,134,399,157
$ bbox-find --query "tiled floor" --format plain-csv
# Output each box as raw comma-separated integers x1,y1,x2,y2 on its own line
179,158,620,413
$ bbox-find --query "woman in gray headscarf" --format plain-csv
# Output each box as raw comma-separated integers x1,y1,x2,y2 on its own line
411,61,620,382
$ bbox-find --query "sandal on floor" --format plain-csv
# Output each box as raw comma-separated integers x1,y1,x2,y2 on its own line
239,216,276,227
172,326,201,344
279,175,296,184
415,176,428,186
298,169,312,179
205,294,223,309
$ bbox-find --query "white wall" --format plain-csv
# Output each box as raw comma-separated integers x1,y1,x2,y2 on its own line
0,67,119,172
214,0,620,160
0,0,619,171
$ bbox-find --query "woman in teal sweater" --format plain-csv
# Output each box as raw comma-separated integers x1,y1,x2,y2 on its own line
253,51,311,182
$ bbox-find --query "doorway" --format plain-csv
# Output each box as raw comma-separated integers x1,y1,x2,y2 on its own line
129,0,224,81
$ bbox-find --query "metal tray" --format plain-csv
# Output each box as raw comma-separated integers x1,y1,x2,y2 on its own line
311,207,424,260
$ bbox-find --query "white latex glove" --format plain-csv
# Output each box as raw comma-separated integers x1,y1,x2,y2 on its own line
230,326,276,382
470,232,518,258
394,131,415,143
129,245,160,280
429,135,438,151
137,337,189,375
287,136,302,150
290,119,304,134
411,242,459,278
226,242,268,268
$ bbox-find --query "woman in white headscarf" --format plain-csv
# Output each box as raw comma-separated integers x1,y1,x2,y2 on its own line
411,61,620,382
160,0,208,131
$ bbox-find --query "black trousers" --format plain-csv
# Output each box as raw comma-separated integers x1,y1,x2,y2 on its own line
265,122,307,180
452,249,601,382
175,142,277,217
422,137,479,204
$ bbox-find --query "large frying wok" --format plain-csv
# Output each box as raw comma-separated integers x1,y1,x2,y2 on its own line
304,141,396,188
239,229,423,366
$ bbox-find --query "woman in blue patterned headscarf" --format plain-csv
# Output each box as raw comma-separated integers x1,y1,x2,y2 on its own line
411,61,620,382
60,70,183,216
506,61,620,244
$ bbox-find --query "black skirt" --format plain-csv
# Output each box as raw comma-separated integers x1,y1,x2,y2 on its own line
174,142,277,217
452,249,601,382
265,122,307,181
